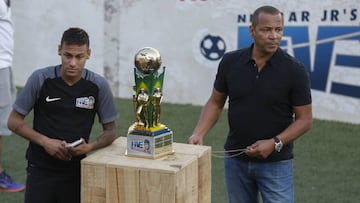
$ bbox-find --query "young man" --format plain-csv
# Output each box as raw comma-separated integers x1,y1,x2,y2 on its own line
188,6,312,203
0,0,25,192
7,27,119,203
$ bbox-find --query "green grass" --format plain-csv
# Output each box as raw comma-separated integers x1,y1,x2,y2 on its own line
1,98,360,202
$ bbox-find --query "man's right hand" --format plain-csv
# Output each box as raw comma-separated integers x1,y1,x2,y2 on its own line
188,134,203,145
42,138,72,161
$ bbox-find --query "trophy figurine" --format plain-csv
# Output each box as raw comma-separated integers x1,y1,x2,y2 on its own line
126,47,173,159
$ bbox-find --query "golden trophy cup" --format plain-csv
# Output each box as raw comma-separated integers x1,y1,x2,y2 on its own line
126,47,173,159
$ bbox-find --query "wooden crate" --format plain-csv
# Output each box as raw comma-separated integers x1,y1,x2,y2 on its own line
81,137,211,203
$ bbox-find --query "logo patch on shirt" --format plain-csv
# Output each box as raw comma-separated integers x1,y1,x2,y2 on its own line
76,96,95,109
46,96,61,102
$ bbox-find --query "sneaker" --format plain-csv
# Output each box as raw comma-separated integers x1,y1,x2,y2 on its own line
0,171,25,192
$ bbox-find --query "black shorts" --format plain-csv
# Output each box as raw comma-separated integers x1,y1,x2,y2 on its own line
25,162,81,203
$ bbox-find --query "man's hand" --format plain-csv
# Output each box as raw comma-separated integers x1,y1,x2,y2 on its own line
42,138,72,161
188,134,203,145
67,139,92,157
245,139,275,159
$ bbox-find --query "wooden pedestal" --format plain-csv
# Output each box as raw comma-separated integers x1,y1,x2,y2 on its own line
81,137,211,203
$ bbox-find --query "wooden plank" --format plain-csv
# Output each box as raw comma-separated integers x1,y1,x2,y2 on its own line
175,158,198,203
173,143,212,203
81,164,106,203
106,167,119,203
139,170,174,203
197,149,211,203
106,167,140,203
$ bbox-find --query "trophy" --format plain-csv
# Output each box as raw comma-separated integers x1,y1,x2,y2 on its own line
126,47,173,159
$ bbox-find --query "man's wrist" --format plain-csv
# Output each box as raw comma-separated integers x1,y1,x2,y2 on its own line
273,136,283,152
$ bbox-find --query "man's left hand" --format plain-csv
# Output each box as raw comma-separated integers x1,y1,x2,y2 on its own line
245,139,275,159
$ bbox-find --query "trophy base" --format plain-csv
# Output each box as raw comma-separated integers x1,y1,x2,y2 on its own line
126,124,174,159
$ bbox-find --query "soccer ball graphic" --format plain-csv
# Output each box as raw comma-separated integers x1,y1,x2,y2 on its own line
200,34,226,61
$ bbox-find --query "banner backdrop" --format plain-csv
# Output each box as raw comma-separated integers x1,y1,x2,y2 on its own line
11,0,360,124
115,0,360,124
12,0,105,85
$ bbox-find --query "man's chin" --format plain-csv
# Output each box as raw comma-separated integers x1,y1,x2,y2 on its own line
66,71,79,76
266,46,278,53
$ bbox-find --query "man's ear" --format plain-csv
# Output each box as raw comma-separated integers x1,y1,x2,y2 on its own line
86,48,91,59
58,45,61,56
249,25,255,38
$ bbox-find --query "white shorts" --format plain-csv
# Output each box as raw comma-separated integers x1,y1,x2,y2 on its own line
0,67,16,136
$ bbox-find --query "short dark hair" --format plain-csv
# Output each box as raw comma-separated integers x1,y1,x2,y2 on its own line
60,27,90,46
251,6,283,27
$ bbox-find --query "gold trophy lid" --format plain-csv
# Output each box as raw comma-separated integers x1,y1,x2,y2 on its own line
134,47,162,74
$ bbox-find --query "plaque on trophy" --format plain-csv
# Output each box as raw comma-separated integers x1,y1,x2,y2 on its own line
126,47,174,159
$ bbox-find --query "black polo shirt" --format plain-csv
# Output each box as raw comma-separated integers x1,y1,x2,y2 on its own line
214,45,311,162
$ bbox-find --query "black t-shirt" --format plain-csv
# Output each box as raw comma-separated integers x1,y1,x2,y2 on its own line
214,45,311,162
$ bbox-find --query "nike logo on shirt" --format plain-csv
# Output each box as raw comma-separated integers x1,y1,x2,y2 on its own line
46,96,61,102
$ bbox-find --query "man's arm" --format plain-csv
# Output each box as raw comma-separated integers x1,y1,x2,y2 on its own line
188,88,227,145
88,122,117,151
277,104,313,144
7,109,72,160
68,121,117,157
